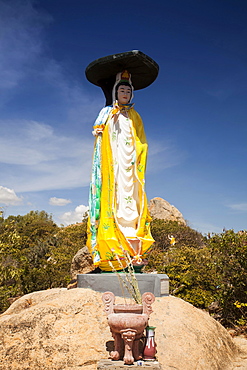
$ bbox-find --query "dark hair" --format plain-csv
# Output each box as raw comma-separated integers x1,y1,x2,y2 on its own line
115,81,132,101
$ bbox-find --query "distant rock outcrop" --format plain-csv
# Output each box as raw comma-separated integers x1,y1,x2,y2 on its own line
0,288,240,370
149,197,186,225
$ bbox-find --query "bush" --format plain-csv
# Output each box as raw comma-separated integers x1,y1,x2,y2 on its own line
147,219,204,272
206,230,247,327
49,221,87,286
147,220,247,328
1,212,246,330
0,211,87,313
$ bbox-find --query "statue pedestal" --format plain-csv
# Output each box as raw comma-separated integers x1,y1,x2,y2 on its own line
77,273,169,297
97,359,162,369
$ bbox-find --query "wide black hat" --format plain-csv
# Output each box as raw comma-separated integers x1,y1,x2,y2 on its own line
85,50,159,106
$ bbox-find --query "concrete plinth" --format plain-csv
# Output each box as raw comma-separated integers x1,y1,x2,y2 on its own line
97,359,162,369
77,273,169,297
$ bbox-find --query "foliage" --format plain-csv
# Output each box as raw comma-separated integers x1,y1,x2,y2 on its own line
0,224,25,312
150,219,204,250
147,219,247,328
1,212,246,331
147,219,204,271
147,219,216,308
206,230,247,327
50,221,87,286
0,211,87,313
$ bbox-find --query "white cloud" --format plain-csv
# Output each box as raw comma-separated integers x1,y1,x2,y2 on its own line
228,203,247,212
147,138,187,172
30,54,102,131
0,120,94,192
0,1,104,196
49,197,72,206
59,204,89,226
204,65,247,101
0,119,186,194
190,220,224,235
0,0,51,91
0,0,103,195
40,60,101,124
0,186,22,205
0,0,101,118
0,120,90,165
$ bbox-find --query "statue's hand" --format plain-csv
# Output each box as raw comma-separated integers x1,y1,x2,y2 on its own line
92,127,104,136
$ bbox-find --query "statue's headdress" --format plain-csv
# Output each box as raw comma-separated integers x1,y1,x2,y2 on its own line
112,70,134,104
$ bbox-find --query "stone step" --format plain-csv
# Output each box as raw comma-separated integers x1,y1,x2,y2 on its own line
97,359,162,369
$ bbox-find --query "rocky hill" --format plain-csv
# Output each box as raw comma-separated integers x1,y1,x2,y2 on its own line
0,288,245,370
149,197,186,224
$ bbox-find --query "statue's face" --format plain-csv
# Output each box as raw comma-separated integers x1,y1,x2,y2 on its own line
117,85,132,104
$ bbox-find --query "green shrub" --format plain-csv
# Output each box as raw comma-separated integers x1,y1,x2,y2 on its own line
147,219,204,272
206,230,247,327
1,212,246,330
147,220,247,328
0,211,87,313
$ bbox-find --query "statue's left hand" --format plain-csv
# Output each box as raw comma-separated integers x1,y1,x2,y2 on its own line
92,127,104,136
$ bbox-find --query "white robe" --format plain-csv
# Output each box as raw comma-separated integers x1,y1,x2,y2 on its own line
109,112,140,238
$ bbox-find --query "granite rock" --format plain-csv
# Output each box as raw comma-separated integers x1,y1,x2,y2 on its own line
149,197,186,225
70,246,94,279
0,288,240,370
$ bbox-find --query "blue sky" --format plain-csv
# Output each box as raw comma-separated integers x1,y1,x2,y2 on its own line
0,0,246,234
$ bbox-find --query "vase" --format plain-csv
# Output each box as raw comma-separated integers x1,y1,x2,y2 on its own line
143,326,157,361
102,291,155,365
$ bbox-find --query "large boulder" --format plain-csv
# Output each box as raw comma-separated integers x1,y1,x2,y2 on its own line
0,288,240,369
149,197,186,224
70,246,94,279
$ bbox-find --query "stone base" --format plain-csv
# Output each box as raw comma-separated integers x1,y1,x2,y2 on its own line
77,273,169,297
97,359,162,369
